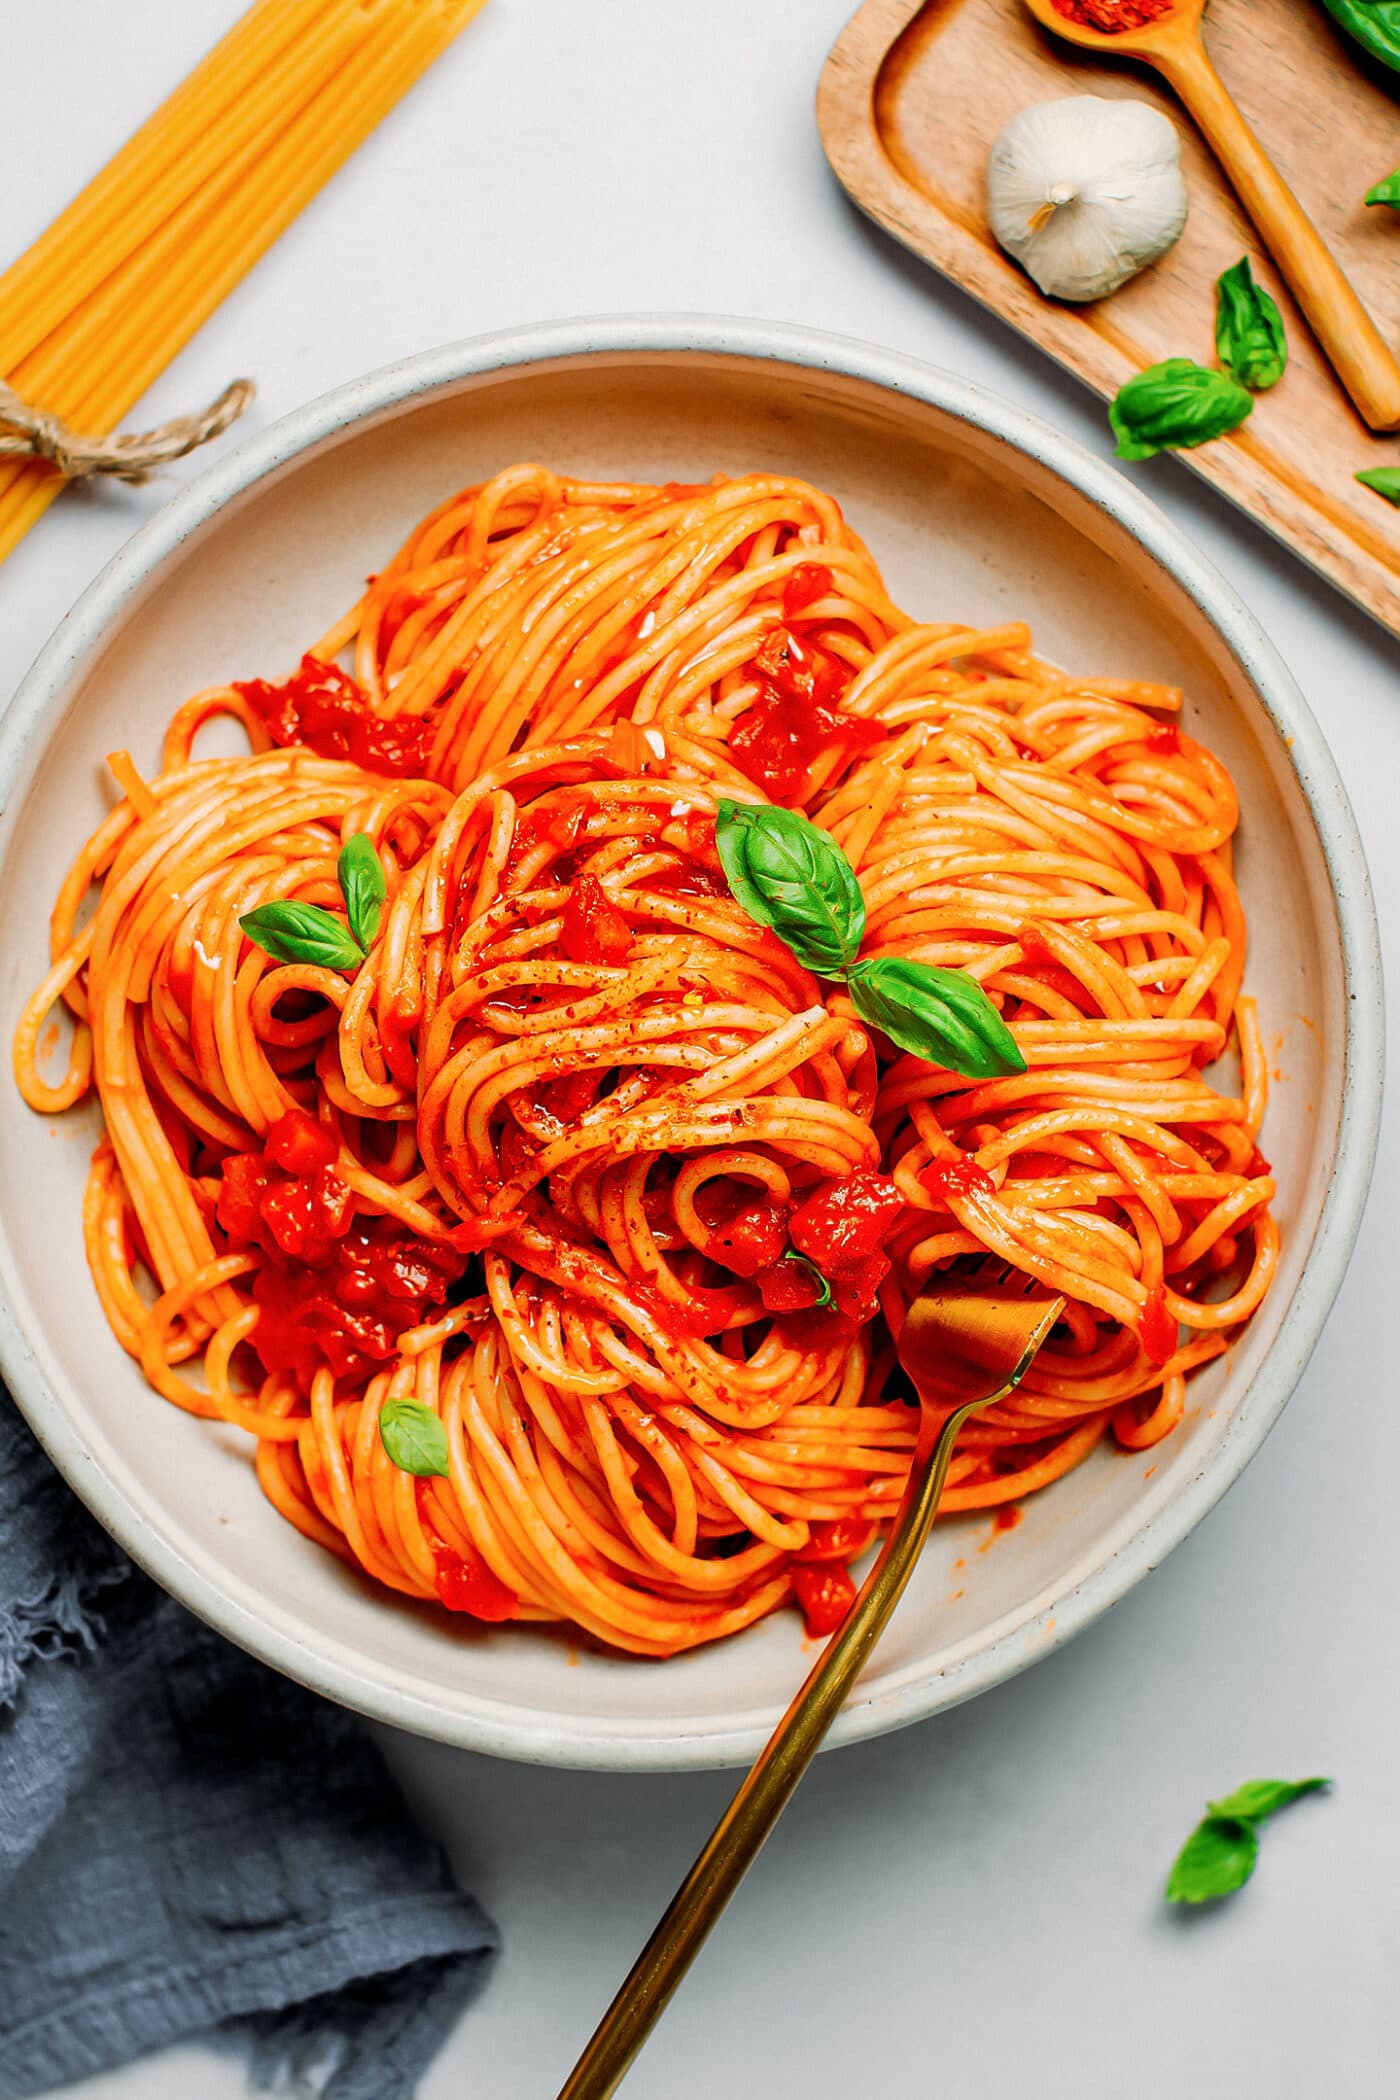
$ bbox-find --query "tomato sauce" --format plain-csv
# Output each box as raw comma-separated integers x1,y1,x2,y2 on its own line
920,1155,996,1202
560,873,633,964
790,1562,857,1638
1139,1284,1178,1366
237,655,435,779
430,1541,519,1621
780,561,835,619
729,625,885,802
217,1111,469,1383
1146,723,1182,755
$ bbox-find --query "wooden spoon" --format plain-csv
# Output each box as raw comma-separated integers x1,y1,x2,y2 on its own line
1019,0,1400,431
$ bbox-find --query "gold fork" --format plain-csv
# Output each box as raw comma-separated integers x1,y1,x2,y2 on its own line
557,1262,1067,2099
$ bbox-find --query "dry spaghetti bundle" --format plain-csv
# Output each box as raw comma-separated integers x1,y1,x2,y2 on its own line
0,0,486,563
13,465,1281,1655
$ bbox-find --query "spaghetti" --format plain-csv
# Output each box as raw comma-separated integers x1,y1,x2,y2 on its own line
14,467,1278,1654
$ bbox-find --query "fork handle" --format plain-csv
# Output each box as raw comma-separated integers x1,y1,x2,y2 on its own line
555,1401,967,2100
1149,31,1400,432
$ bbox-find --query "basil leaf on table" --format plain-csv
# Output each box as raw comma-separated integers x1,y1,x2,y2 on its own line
1108,359,1253,461
1356,467,1400,507
1166,1817,1260,1904
845,956,1026,1079
1165,1775,1330,1905
379,1397,452,1478
1364,168,1400,209
1205,1776,1329,1823
338,831,387,951
1214,258,1287,391
715,799,865,975
239,900,366,971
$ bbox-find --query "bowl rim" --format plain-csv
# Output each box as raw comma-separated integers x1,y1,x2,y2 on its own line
0,314,1383,1769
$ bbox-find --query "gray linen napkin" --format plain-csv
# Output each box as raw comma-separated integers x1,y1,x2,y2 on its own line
0,1395,497,2099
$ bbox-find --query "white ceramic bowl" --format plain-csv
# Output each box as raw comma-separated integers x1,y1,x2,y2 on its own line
0,319,1381,1769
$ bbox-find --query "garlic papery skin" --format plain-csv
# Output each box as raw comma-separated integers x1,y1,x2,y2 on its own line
987,96,1189,303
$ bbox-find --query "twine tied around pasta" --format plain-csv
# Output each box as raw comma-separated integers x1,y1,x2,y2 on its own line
0,375,254,484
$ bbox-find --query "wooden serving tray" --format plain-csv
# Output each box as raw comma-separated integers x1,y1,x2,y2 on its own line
818,0,1400,639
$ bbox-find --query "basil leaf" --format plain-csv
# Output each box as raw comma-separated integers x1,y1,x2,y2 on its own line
338,832,387,951
715,800,865,975
1108,358,1253,461
378,1397,451,1478
239,901,366,971
783,1252,832,1308
1166,1816,1259,1905
1356,467,1400,507
1214,258,1287,391
1364,169,1400,209
1206,1777,1329,1823
846,956,1026,1079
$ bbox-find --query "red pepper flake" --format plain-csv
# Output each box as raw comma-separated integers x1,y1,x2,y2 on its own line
1146,723,1182,754
919,1155,996,1203
1050,0,1174,30
781,561,835,620
791,1562,857,1638
1139,1284,1178,1366
560,873,633,965
431,1542,519,1621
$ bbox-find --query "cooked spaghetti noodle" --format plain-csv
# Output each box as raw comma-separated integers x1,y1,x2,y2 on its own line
14,467,1277,1653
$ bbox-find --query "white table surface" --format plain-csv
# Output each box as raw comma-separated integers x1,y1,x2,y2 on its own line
5,4,1397,2096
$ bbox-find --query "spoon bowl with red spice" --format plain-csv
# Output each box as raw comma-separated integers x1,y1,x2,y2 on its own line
1020,0,1400,430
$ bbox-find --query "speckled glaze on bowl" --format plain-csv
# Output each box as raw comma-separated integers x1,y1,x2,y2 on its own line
0,319,1381,1769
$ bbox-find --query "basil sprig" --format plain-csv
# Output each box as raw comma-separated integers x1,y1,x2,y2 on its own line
378,1396,451,1478
240,831,386,973
1166,1776,1329,1905
338,832,386,950
1356,467,1400,508
1364,168,1400,210
845,956,1023,1080
716,799,865,975
1214,258,1287,392
714,801,1025,1081
1109,359,1253,462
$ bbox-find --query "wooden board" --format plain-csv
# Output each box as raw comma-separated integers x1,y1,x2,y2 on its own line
818,0,1400,639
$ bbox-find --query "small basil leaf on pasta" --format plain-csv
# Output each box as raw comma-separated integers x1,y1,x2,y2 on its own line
1356,467,1400,507
239,901,366,972
1213,258,1287,392
1205,1777,1329,1823
338,832,386,951
1108,359,1253,461
845,957,1025,1079
378,1397,451,1478
715,799,865,975
1166,1817,1259,1904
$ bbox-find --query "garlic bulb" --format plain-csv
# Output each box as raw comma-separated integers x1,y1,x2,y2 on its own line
987,96,1188,303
